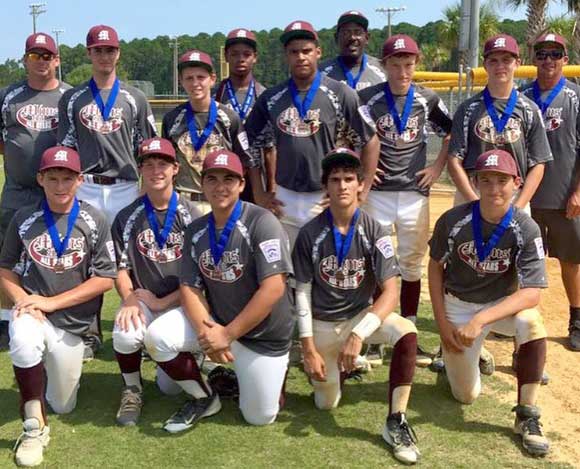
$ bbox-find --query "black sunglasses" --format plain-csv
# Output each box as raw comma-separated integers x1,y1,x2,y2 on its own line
26,52,55,61
535,50,565,61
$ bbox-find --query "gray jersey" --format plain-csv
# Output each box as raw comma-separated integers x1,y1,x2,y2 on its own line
57,80,156,181
245,74,375,192
293,209,399,321
162,102,255,195
359,83,452,195
448,89,553,178
181,202,295,356
214,78,266,124
112,194,200,298
429,203,548,304
319,55,386,91
0,80,71,209
0,200,117,335
521,79,580,209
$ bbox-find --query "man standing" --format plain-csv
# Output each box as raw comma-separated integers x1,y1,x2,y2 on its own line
320,10,386,91
521,33,580,351
0,33,71,349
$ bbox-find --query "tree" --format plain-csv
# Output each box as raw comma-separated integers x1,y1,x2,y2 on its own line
505,0,549,56
419,44,451,71
64,63,129,87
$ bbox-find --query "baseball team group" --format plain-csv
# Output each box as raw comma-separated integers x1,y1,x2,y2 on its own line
0,9,578,467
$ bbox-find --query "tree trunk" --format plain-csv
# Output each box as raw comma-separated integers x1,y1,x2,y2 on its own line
525,0,548,61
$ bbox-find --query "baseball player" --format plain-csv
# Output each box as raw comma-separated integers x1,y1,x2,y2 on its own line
319,10,386,91
292,148,420,464
429,149,550,457
0,146,116,467
111,137,201,426
162,50,258,215
0,33,71,349
244,20,379,247
145,149,295,428
520,33,580,351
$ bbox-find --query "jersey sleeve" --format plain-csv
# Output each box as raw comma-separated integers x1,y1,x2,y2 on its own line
516,218,548,289
90,214,118,279
427,92,453,136
180,225,206,291
429,213,451,262
57,89,77,148
229,113,258,169
291,227,315,284
525,105,553,167
253,211,293,283
0,86,8,142
111,212,130,271
134,91,157,150
372,223,400,283
245,93,275,163
0,215,23,272
342,85,376,150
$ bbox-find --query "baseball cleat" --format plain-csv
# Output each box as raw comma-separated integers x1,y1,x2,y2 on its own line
364,344,385,368
383,412,420,465
478,347,495,376
116,385,143,426
569,313,580,351
163,393,221,433
354,354,372,373
429,347,445,373
511,352,549,385
0,321,9,351
13,418,50,467
513,405,550,457
415,345,432,368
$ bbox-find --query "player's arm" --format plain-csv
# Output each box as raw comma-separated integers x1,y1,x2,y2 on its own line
263,146,277,193
567,169,580,218
448,156,479,202
296,281,327,381
0,268,29,304
360,133,379,202
514,163,545,209
114,268,146,332
417,134,450,189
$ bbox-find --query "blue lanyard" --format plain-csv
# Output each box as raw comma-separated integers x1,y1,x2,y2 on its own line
225,79,255,121
471,201,514,262
185,99,218,152
337,54,367,89
327,208,360,267
383,82,415,134
483,87,518,134
288,71,322,120
532,77,566,115
207,200,242,267
89,78,120,121
142,192,178,250
42,198,80,259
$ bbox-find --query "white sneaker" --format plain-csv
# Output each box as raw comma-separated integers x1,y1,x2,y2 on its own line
14,418,50,467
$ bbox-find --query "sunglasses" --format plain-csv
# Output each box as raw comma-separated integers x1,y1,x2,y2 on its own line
535,50,565,61
26,52,55,61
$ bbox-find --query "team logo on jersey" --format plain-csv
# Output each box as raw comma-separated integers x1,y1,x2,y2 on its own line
79,103,123,134
319,255,365,290
177,131,223,171
136,229,183,263
376,113,420,146
199,248,244,283
16,104,58,132
277,107,321,137
27,234,86,273
544,107,563,132
458,241,512,275
475,115,521,144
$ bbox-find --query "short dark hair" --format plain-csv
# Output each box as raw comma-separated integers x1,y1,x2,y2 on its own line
321,161,363,186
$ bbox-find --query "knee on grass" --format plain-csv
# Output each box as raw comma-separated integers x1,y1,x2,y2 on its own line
313,382,341,410
240,405,278,426
451,385,480,405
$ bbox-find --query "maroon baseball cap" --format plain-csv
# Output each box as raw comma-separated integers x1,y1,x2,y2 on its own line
483,34,519,58
25,33,58,55
382,34,419,59
337,10,369,30
475,149,518,177
178,49,214,72
39,146,81,173
86,25,119,49
534,32,567,54
322,147,361,171
202,150,244,178
138,137,176,162
225,28,257,50
280,20,318,46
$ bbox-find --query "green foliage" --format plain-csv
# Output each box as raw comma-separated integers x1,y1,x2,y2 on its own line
0,59,26,88
64,63,93,86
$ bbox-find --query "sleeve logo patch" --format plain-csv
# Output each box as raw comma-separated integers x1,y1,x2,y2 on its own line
238,131,250,150
358,105,375,128
376,236,394,259
259,239,281,263
106,240,117,262
534,237,545,259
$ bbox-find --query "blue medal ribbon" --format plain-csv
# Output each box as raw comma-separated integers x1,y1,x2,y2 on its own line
532,76,566,115
288,71,322,120
42,198,80,259
327,208,360,267
142,192,178,250
337,54,367,89
207,200,243,267
471,201,514,263
89,78,120,121
483,87,518,134
225,79,255,121
185,99,218,152
384,82,415,134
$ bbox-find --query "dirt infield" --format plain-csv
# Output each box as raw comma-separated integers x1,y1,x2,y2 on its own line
427,188,580,465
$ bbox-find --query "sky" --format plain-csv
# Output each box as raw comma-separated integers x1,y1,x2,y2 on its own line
2,0,569,62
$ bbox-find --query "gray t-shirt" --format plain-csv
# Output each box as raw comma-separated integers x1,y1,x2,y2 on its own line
448,89,553,178
112,194,200,298
319,55,386,91
180,201,295,356
58,80,157,181
162,102,255,195
292,209,399,321
429,202,548,304
521,79,580,209
0,80,71,209
245,74,375,192
0,200,117,335
359,83,452,195
214,78,266,124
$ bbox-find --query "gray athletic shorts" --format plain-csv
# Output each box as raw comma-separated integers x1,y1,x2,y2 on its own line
531,208,580,263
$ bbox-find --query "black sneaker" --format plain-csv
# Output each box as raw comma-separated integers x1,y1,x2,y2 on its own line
429,347,445,373
163,393,221,433
569,313,580,351
82,335,102,363
383,412,421,464
513,404,550,456
0,321,9,351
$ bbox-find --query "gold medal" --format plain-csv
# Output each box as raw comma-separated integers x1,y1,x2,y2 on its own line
395,136,406,147
158,252,167,263
54,259,65,274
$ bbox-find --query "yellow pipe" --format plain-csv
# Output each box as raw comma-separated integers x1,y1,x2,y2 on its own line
471,65,580,81
413,71,468,81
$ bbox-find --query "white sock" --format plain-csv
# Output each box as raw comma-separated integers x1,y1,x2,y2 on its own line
176,379,209,399
122,372,142,390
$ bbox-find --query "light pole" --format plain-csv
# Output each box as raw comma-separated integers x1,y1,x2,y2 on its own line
52,28,64,81
29,3,47,34
170,36,179,97
375,6,406,37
